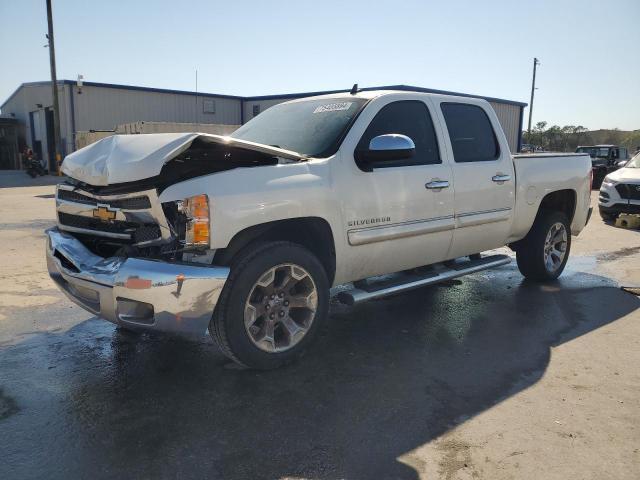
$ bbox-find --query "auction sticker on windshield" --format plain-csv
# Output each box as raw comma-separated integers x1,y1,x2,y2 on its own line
313,102,353,113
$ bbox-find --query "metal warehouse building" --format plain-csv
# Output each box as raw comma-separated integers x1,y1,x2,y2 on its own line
0,81,526,171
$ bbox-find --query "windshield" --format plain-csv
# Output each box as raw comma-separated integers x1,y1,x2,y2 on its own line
576,147,611,158
626,151,640,168
231,97,368,158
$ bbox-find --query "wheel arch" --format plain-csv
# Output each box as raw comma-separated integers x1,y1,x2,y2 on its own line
537,189,577,224
510,189,577,251
213,217,337,284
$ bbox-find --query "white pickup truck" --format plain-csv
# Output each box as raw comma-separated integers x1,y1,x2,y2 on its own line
47,90,592,369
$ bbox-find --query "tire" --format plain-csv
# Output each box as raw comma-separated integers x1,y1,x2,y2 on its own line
210,241,329,369
516,210,571,282
599,210,616,222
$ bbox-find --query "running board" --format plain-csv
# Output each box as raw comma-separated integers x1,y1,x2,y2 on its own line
337,254,511,306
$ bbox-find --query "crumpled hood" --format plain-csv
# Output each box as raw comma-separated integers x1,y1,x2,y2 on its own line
61,133,305,186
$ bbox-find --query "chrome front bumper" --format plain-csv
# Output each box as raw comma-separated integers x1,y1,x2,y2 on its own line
46,228,229,335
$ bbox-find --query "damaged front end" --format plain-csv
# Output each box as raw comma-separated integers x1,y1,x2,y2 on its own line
55,177,214,262
46,227,229,335
48,133,301,333
57,134,299,262
56,181,180,259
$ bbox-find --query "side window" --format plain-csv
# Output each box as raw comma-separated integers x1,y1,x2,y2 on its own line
356,100,440,168
441,103,500,162
620,147,627,159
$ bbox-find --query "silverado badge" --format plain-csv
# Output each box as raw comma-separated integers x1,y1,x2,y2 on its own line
93,206,116,222
347,216,391,228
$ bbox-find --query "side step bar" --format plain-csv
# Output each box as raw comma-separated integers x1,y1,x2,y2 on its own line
337,254,511,306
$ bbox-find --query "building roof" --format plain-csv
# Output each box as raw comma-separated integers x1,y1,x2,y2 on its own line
1,80,527,112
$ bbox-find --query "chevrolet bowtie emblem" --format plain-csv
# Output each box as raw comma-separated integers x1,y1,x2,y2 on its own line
93,206,116,222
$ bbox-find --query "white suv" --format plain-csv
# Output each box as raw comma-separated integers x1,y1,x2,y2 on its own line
599,151,640,221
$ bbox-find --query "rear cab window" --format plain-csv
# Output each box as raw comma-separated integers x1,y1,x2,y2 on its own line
441,103,500,162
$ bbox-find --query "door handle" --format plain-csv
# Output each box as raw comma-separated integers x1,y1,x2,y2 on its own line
492,174,511,183
425,180,449,190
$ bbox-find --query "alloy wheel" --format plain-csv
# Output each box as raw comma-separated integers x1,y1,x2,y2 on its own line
244,263,318,353
543,222,568,272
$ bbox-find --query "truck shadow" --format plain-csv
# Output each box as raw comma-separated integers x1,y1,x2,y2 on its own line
1,267,638,479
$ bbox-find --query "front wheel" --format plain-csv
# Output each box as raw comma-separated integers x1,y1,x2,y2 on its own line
210,241,329,369
516,211,571,281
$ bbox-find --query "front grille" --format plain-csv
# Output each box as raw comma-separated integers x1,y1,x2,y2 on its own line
59,212,137,235
134,225,163,243
57,189,151,209
615,184,640,200
58,212,160,242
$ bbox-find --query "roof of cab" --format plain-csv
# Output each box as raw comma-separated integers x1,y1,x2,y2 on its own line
281,89,496,107
245,84,527,107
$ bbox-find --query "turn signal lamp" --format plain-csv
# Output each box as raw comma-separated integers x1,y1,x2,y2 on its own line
178,194,209,247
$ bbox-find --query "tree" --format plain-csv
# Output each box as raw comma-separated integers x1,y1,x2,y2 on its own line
522,123,637,153
623,131,640,154
523,122,593,152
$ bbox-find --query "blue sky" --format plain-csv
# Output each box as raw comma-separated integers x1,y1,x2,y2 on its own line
1,0,638,130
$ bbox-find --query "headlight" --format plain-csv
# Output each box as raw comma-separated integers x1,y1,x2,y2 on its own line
601,177,616,188
177,194,209,247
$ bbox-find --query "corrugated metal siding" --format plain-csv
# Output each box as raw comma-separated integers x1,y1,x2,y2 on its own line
243,99,288,122
1,84,73,165
75,122,240,149
0,88,27,123
72,86,242,132
488,102,521,153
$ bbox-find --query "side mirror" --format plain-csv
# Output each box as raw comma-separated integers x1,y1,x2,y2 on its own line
616,160,628,168
355,134,415,171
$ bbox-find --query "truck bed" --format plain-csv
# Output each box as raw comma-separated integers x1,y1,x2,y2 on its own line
508,152,592,243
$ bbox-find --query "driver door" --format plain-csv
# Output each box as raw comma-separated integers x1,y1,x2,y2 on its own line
337,98,455,280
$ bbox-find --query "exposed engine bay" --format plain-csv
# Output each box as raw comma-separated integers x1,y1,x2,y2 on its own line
57,137,291,262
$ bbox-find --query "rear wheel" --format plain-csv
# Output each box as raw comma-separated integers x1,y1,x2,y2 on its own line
516,211,571,281
210,241,329,369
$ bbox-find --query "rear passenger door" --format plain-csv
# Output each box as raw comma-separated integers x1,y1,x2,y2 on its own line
436,101,515,257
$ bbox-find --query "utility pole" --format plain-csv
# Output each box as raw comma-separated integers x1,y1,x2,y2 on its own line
527,57,540,136
195,69,198,124
46,0,63,174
